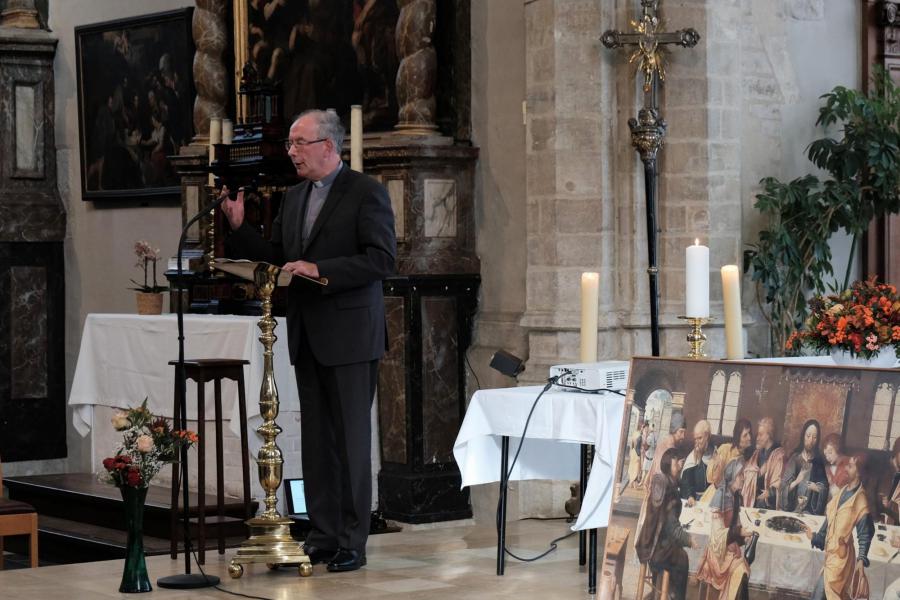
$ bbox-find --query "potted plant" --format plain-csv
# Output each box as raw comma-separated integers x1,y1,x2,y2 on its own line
130,240,166,314
747,68,900,356
102,399,197,593
786,277,900,368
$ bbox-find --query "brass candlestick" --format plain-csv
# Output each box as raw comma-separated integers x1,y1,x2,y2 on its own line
229,264,312,578
678,316,709,359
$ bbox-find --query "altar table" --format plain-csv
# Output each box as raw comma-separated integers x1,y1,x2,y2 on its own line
68,313,299,438
453,385,625,592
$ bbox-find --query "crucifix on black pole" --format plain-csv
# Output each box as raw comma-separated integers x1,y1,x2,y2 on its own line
602,0,699,357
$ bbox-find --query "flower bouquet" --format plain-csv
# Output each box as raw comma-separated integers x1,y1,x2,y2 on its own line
786,277,900,367
102,399,196,593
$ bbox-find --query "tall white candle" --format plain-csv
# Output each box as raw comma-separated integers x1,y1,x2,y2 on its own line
222,119,233,144
721,265,744,359
209,117,222,145
685,239,709,318
580,272,599,363
350,104,363,172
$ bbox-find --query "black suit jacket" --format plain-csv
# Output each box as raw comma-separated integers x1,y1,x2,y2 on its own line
227,165,396,366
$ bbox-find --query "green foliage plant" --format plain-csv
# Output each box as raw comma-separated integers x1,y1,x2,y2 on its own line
746,69,900,356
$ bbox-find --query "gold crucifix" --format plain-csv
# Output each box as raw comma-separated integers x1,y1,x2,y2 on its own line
601,0,700,96
601,0,699,356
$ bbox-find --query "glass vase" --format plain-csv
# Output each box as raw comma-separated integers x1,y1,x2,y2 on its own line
119,485,152,593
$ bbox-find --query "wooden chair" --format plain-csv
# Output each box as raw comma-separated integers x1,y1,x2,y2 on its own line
0,455,38,569
636,561,670,600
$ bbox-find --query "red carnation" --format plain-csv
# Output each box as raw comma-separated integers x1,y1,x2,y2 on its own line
125,468,142,487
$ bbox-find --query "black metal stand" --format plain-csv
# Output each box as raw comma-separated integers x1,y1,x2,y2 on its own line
579,444,588,566
158,191,229,590
602,4,700,357
495,437,597,593
496,435,509,576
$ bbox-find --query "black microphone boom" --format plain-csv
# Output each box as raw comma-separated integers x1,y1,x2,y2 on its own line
157,191,231,590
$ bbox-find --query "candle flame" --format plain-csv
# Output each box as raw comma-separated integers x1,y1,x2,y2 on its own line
694,238,700,246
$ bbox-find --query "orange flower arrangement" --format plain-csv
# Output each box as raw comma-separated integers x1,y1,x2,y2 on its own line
786,277,900,360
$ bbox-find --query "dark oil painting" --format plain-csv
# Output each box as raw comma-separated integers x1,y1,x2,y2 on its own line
75,9,194,201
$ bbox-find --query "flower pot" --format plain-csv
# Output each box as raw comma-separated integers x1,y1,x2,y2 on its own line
119,486,152,593
135,292,163,315
830,348,899,369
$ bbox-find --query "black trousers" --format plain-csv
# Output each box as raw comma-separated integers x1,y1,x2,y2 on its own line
294,330,378,552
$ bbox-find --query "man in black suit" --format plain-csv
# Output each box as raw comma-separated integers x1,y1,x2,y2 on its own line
222,109,396,572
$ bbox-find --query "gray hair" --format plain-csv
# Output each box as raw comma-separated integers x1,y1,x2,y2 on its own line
295,109,345,154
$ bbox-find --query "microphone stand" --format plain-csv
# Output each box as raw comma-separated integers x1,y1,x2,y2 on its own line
157,189,230,589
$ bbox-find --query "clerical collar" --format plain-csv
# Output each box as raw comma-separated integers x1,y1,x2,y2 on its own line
312,162,342,188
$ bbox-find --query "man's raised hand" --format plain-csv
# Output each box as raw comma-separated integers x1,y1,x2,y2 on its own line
220,185,245,230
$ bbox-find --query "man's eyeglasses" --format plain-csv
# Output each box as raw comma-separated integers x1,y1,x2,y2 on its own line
284,138,327,151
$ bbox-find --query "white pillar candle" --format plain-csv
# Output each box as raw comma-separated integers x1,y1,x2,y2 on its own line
222,119,233,144
350,104,363,172
721,265,744,359
580,272,599,363
209,117,222,145
685,239,709,318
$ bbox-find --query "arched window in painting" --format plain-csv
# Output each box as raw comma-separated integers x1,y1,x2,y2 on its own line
722,372,742,437
869,383,898,450
707,370,726,435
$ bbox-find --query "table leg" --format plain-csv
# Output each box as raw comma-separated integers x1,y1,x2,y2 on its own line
579,443,588,566
497,435,509,576
588,528,597,594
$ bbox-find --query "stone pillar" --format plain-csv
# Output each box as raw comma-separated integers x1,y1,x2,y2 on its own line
394,0,438,135
0,0,40,28
0,24,66,462
521,0,618,379
191,0,228,145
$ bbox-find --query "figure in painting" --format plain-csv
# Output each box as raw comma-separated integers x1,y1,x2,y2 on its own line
646,413,686,486
635,447,695,600
878,436,900,524
618,418,646,496
351,0,399,128
780,419,828,515
822,433,851,503
700,418,753,504
740,417,784,509
642,422,656,485
680,419,714,503
805,452,873,600
696,458,754,600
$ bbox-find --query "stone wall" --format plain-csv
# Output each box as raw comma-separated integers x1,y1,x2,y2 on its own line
467,0,861,521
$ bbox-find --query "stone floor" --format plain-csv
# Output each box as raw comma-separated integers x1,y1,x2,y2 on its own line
0,519,599,599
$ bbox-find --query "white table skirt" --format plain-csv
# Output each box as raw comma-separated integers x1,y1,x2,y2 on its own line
453,386,625,531
69,313,299,437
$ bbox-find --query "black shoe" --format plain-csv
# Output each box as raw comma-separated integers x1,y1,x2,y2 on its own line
326,548,366,572
302,544,336,565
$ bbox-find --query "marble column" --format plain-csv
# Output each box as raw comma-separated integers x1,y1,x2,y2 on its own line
0,0,40,29
394,0,438,135
191,0,228,146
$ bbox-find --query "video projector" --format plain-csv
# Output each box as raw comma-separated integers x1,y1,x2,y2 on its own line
549,361,630,393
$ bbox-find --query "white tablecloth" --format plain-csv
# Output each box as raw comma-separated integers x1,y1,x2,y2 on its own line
453,386,625,531
69,314,299,437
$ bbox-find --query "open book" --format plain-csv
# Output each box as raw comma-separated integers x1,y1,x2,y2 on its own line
213,258,328,287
